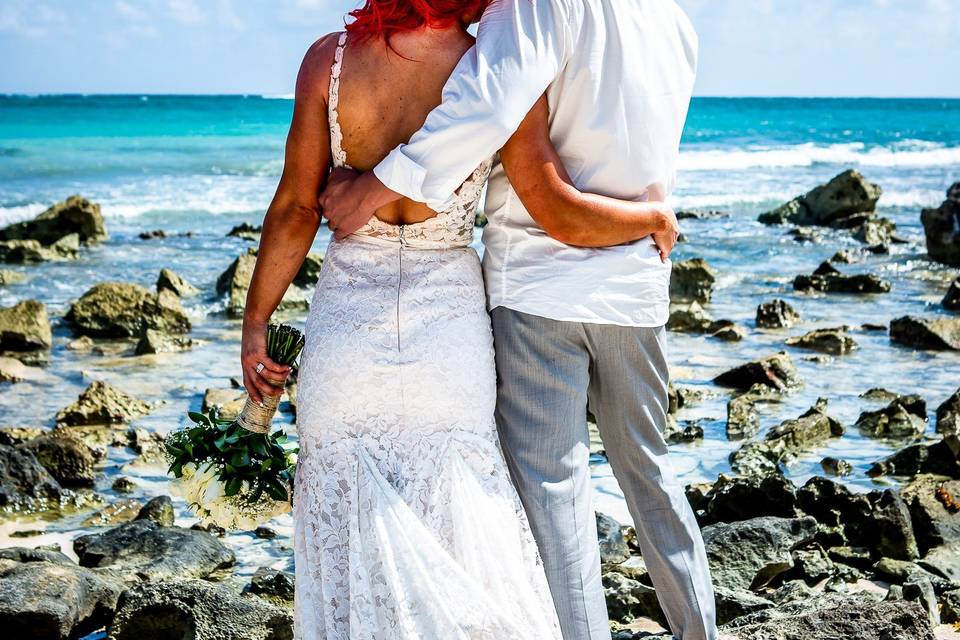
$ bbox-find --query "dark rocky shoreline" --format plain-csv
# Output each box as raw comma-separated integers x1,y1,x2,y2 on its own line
1,176,959,638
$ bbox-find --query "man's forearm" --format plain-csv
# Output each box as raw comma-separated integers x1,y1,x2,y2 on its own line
550,185,670,248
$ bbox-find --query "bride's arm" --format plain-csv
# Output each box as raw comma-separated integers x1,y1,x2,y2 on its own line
241,36,334,403
500,97,679,254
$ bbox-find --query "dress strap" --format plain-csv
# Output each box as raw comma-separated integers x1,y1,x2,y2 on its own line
328,32,350,169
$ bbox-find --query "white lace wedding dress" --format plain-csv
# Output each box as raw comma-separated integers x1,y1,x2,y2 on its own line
292,33,563,640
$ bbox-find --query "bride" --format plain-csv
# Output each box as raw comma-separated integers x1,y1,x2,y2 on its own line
240,0,677,637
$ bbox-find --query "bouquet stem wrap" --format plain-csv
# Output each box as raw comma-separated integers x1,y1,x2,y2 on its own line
237,392,282,434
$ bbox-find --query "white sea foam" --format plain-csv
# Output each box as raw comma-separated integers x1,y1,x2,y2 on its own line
679,141,960,171
261,93,295,100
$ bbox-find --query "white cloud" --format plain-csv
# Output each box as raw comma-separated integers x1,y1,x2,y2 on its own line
168,0,206,26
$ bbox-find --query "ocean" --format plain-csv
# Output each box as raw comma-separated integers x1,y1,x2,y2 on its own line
1,95,958,562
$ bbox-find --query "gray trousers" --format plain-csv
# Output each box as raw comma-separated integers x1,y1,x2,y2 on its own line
491,307,717,640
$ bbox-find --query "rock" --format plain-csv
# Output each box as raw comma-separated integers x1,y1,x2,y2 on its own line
868,436,960,478
0,300,52,352
66,335,95,351
918,542,960,582
789,544,834,583
597,512,630,565
713,352,801,392
767,580,814,605
156,268,199,297
889,315,960,350
921,182,960,267
248,567,295,603
474,211,487,227
217,249,315,316
722,593,935,640
941,588,960,624
726,384,781,439
853,217,896,245
758,170,882,226
0,443,64,511
669,258,716,303
904,576,941,625
125,427,167,464
0,551,123,640
135,495,175,527
292,252,324,288
667,301,715,332
602,570,664,626
755,299,800,329
827,545,873,569
82,499,143,526
869,490,920,561
135,327,193,355
793,262,891,294
138,229,167,240
788,226,821,243
111,476,136,493
202,388,247,421
55,380,151,426
73,519,234,582
0,356,44,383
785,327,857,355
66,282,191,339
697,474,798,526
710,322,746,342
253,526,277,540
664,421,704,443
0,237,78,263
21,431,98,487
109,579,293,640
227,222,262,240
855,395,927,438
943,277,960,312
937,388,960,435
702,516,816,591
0,269,27,286
873,557,952,591
830,249,859,264
820,456,853,476
0,195,106,246
713,586,774,626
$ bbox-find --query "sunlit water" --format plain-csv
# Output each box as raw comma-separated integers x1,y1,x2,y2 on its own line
1,95,958,565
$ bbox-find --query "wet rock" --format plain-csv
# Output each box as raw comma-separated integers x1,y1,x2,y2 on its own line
793,261,891,294
156,268,199,297
248,567,295,603
713,352,802,392
73,519,235,582
124,428,167,464
253,525,277,540
602,570,664,626
0,443,64,511
868,435,960,478
852,217,896,245
109,579,293,640
726,384,781,439
0,269,27,286
227,222,262,240
138,229,167,240
889,315,960,350
755,299,800,329
758,170,882,227
21,431,98,487
111,476,136,493
722,593,935,640
597,512,630,565
202,388,247,421
861,387,901,401
667,301,714,332
702,516,817,591
830,249,859,264
66,335,95,351
55,380,151,426
730,400,843,477
944,277,960,312
788,226,821,243
936,388,960,435
664,421,704,443
0,300,52,353
0,550,123,640
785,326,857,355
902,476,960,554
66,282,191,339
217,249,317,316
82,499,143,526
820,456,853,476
0,237,78,263
856,394,928,438
136,495,175,527
0,195,106,246
292,252,324,288
669,258,716,303
135,327,193,355
697,474,798,526
921,182,960,267
0,356,43,383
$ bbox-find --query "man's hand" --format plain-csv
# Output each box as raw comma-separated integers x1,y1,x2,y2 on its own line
650,204,680,263
317,168,373,241
241,319,291,405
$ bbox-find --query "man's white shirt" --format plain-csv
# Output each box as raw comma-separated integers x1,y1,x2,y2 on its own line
373,0,698,327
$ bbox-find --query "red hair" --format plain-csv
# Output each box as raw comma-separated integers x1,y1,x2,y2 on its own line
345,0,485,45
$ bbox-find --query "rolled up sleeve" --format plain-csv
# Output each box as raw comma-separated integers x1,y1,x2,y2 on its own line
373,0,578,209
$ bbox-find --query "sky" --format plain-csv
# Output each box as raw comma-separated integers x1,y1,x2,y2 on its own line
0,0,958,97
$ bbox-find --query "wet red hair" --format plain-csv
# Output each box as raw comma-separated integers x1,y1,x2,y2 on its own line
345,0,485,45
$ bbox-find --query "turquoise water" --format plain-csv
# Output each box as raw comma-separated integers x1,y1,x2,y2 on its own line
0,96,959,533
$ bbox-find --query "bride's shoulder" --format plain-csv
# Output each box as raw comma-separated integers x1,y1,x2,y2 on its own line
294,32,344,105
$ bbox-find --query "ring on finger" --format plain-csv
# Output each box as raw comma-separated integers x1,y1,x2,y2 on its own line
255,362,265,374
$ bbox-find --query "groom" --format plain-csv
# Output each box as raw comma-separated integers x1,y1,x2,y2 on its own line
318,1,719,639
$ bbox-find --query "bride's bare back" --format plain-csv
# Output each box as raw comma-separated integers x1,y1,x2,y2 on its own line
329,28,474,225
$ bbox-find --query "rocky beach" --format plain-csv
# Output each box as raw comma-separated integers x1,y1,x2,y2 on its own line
1,95,959,638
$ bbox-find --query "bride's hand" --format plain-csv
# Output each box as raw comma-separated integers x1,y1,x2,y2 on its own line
241,319,291,405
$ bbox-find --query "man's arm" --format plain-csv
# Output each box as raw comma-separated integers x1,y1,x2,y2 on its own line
501,97,680,259
318,0,577,239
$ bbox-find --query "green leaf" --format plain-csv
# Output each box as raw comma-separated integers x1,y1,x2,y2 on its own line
224,477,243,497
